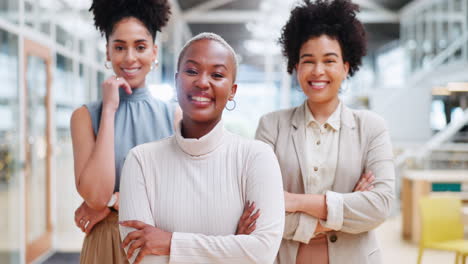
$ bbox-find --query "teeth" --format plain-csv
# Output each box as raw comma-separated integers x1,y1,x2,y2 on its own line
191,96,211,102
311,82,326,86
123,68,139,73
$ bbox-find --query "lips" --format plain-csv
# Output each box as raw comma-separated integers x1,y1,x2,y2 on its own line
188,92,214,107
308,81,329,90
121,67,141,78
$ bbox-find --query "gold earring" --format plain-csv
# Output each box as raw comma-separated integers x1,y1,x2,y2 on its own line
105,61,112,69
150,60,159,71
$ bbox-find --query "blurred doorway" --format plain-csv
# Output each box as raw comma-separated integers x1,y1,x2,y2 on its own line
23,39,52,263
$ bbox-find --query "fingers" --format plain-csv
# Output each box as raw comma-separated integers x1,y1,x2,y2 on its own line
246,222,257,234
114,76,132,95
74,205,84,227
240,201,255,221
354,171,375,192
84,219,97,235
134,248,150,264
244,209,260,228
122,230,143,249
237,202,261,235
78,217,88,233
120,220,147,229
126,240,144,260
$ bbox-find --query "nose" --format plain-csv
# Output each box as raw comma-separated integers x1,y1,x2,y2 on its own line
195,73,210,90
124,49,137,63
312,63,325,76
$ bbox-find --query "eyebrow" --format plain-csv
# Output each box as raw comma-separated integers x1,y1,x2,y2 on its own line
112,39,148,44
184,59,228,70
300,52,340,59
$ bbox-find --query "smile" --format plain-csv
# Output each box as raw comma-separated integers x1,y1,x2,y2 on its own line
308,81,329,90
122,68,141,74
191,96,212,102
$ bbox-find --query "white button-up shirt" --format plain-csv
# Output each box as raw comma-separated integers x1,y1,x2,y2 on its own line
296,102,344,240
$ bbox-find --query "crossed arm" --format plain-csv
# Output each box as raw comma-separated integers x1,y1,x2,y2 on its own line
118,147,285,264
255,114,395,242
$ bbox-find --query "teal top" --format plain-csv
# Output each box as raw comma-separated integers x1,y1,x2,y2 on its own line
85,87,174,192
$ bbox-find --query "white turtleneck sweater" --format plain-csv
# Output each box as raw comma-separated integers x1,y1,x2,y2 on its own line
119,121,285,264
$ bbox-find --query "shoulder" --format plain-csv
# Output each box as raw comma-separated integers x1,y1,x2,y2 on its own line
148,98,174,112
128,136,175,159
83,101,102,114
260,106,298,125
228,132,277,159
147,98,176,122
348,108,389,139
70,105,91,127
352,109,387,129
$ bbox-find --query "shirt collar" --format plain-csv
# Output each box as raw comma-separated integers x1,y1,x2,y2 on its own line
304,101,342,131
174,120,225,157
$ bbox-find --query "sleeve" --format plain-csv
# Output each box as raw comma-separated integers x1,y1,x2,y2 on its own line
119,150,164,264
319,192,344,230
254,114,277,150
168,144,285,264
322,117,395,234
285,213,319,244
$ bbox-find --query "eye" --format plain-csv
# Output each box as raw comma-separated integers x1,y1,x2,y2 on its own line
302,60,315,64
212,73,224,78
185,69,197,75
115,46,124,51
325,59,336,64
136,45,146,51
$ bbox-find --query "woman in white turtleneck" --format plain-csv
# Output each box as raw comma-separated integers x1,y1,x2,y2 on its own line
118,32,285,264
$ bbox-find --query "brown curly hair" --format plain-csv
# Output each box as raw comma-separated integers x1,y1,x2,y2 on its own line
279,0,367,76
89,0,171,41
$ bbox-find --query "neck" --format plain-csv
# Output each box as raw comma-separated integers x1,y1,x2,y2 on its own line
181,116,221,139
307,97,340,124
131,80,146,89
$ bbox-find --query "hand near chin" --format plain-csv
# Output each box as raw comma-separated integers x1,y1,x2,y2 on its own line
120,220,172,263
102,75,132,112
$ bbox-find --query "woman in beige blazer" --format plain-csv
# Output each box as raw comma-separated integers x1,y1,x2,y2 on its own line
255,0,395,263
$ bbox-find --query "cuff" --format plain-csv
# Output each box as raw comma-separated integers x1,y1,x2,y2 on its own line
292,213,318,244
320,191,344,230
170,232,195,263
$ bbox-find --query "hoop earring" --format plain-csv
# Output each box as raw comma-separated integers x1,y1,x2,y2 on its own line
150,60,159,71
105,61,112,69
225,99,236,111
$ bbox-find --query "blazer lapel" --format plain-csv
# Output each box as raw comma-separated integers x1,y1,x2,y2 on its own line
333,104,360,193
291,102,309,192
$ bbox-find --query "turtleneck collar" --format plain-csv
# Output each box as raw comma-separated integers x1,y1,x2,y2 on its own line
175,119,225,157
119,86,150,101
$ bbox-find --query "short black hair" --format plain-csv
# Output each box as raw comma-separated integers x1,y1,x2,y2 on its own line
89,0,171,41
279,0,367,76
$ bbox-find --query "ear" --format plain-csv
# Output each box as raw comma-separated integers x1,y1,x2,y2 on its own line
153,44,158,62
174,72,179,91
106,43,110,61
343,61,350,77
228,83,238,101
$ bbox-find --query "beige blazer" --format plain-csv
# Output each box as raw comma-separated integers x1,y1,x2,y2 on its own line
255,101,395,264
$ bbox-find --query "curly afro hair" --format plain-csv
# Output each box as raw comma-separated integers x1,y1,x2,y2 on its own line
89,0,171,41
279,0,367,76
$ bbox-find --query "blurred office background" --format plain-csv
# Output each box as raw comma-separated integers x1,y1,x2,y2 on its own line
0,0,467,263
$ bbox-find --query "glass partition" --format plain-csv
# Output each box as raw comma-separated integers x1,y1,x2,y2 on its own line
0,28,20,264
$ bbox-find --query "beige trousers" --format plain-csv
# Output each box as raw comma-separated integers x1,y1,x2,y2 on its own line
80,211,129,264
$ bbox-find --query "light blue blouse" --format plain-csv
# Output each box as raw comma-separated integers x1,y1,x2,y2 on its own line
85,87,174,192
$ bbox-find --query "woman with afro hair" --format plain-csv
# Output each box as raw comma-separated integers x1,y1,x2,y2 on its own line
255,0,395,263
70,0,176,263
